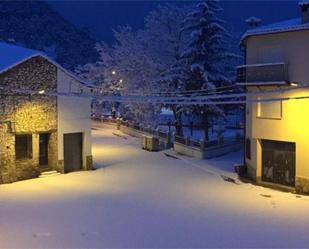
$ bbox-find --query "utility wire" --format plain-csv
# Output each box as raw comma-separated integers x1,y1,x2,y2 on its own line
1,84,308,106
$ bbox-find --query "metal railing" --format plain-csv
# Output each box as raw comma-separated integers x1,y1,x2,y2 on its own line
174,133,242,151
236,62,289,84
92,115,242,151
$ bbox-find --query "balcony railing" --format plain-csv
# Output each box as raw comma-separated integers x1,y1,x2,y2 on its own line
236,62,289,85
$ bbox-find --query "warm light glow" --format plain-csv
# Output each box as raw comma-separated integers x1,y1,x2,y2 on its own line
290,82,299,87
119,79,123,83
38,90,45,95
112,70,116,75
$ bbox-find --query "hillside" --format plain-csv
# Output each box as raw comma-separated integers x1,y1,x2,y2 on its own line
0,0,99,70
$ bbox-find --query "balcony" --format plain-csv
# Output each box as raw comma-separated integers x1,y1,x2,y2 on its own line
236,62,289,86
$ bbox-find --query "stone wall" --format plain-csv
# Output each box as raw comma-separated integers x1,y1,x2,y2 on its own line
0,56,58,183
0,123,16,183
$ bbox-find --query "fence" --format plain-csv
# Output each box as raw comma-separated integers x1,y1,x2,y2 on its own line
92,116,172,148
173,134,242,159
92,115,242,159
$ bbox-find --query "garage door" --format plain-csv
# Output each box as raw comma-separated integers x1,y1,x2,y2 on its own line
262,140,295,187
64,133,83,173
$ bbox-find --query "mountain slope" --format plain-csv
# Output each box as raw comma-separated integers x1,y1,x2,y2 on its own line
0,0,99,70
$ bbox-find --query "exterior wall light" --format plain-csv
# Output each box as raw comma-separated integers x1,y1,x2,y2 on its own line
112,71,116,75
38,90,45,94
290,82,299,87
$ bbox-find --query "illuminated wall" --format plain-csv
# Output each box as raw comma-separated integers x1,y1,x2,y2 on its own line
0,56,93,184
0,57,58,183
245,30,309,193
57,69,92,171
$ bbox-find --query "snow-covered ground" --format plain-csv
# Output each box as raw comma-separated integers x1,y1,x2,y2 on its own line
1,123,309,248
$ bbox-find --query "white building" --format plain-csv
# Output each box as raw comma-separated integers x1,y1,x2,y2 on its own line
0,42,92,183
238,2,309,193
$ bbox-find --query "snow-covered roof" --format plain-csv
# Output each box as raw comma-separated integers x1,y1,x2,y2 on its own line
299,1,309,6
245,16,262,24
241,17,309,43
0,42,94,87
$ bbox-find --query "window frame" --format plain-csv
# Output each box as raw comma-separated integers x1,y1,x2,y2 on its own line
256,99,282,120
15,134,33,160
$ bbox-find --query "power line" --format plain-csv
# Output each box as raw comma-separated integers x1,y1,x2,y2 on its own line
95,84,240,96
1,84,309,106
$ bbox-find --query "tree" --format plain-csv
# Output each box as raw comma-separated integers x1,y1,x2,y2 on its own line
112,26,162,124
111,4,190,125
180,0,234,141
75,42,120,117
144,4,190,136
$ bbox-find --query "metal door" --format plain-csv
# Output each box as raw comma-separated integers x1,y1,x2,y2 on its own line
64,133,83,173
262,140,295,187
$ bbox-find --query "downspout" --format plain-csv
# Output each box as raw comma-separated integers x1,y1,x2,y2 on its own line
242,43,247,168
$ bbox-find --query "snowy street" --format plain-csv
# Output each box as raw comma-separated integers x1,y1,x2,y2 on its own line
1,123,309,248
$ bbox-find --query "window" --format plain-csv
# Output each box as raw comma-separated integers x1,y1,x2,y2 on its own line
257,99,282,119
15,134,32,160
246,138,251,160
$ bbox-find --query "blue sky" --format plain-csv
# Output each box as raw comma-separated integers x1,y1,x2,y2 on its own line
48,0,300,42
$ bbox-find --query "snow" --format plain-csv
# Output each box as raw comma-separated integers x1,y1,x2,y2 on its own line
0,42,38,72
299,1,309,6
1,123,309,248
241,18,309,42
0,41,93,87
245,16,262,24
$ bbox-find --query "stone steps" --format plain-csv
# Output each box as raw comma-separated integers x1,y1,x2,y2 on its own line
39,170,61,178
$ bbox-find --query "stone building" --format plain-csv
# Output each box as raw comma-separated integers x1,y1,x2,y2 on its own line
238,2,309,193
0,42,92,184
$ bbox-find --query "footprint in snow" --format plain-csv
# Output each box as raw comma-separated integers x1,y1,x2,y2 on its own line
221,175,239,184
164,153,180,160
81,231,100,236
112,132,128,139
271,200,277,208
33,232,51,238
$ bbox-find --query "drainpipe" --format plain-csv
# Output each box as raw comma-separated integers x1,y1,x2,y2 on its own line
242,45,247,168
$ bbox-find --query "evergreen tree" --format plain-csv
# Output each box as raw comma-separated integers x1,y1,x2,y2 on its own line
180,0,234,141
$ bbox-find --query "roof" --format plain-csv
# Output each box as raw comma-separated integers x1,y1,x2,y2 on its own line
299,1,309,6
0,42,94,87
241,17,309,43
245,16,262,24
0,42,38,72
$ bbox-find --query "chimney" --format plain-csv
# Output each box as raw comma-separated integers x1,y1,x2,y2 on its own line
245,16,262,29
299,1,309,24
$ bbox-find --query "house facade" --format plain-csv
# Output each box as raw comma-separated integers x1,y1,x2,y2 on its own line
238,2,309,193
0,42,92,184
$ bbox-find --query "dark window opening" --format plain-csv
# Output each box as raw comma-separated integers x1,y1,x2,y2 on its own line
15,134,32,160
246,138,251,160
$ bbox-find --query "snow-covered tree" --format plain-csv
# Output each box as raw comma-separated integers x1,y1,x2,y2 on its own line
77,2,236,132
144,4,190,136
178,0,234,140
144,4,189,72
111,4,190,125
112,26,161,124
75,42,121,117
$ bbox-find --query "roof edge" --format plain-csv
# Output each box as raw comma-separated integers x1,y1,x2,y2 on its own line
0,53,95,88
241,21,309,45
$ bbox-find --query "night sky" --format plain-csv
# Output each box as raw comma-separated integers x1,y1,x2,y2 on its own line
48,0,300,42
